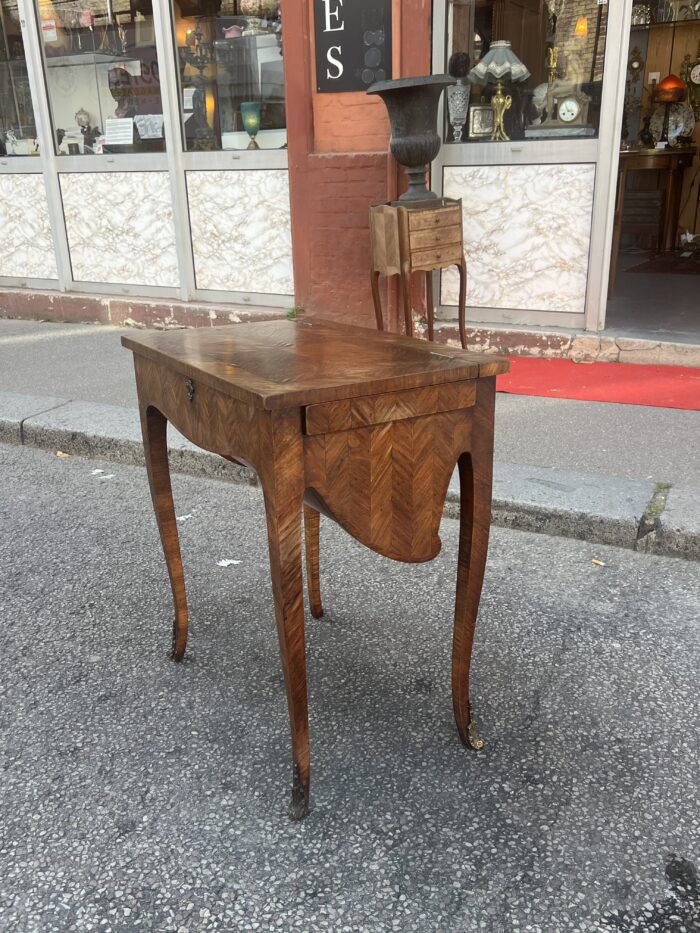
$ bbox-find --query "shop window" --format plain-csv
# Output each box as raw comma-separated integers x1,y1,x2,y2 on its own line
171,0,285,152
1,0,38,155
36,0,165,155
444,0,607,143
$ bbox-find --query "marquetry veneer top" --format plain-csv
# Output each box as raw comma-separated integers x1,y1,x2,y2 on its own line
122,319,508,410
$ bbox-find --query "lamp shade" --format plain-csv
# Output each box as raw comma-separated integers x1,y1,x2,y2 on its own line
241,101,262,136
468,40,530,85
653,74,687,103
574,16,588,36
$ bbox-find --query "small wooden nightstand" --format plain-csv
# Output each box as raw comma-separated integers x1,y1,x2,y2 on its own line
369,197,467,348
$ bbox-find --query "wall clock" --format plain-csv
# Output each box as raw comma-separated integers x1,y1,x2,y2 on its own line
628,47,644,84
681,44,700,120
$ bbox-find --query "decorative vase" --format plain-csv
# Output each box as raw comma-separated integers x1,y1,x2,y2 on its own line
367,74,454,201
446,82,470,142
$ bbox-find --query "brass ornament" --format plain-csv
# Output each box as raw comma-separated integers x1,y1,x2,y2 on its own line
490,80,513,142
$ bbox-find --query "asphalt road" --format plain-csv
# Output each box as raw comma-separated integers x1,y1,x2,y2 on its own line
1,318,699,486
1,444,699,932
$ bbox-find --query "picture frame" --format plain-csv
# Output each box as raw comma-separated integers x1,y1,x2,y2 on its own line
468,104,494,139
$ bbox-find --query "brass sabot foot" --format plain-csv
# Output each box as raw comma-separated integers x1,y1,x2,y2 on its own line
467,719,485,751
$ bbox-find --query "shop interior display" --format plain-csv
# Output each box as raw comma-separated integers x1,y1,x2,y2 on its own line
0,0,38,155
37,0,166,154
444,0,607,143
173,0,285,152
623,9,700,151
612,11,700,267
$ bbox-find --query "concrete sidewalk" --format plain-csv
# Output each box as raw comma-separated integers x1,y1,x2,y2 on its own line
1,318,699,559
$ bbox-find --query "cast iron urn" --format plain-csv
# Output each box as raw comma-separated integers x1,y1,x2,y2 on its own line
367,74,454,201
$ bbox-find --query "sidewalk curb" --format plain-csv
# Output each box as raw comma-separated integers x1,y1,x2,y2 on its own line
2,392,698,561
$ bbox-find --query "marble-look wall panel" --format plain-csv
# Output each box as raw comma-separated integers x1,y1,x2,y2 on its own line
187,170,294,295
442,163,596,315
0,174,58,280
60,172,178,287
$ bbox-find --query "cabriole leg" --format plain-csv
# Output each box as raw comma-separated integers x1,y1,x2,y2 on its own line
260,414,311,819
371,269,384,331
426,271,435,342
303,505,324,619
452,380,496,749
458,259,468,350
139,404,189,661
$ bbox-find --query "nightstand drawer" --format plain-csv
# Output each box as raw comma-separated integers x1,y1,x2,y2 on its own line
408,206,462,231
410,224,462,251
410,243,464,270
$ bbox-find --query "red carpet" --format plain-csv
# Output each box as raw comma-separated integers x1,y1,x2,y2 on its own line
496,356,700,410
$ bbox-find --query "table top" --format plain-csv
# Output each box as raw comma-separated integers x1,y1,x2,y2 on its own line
619,147,697,164
122,319,509,410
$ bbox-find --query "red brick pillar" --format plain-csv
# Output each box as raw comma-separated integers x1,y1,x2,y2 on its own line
282,0,432,328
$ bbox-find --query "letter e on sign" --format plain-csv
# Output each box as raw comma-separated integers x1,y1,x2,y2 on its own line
322,0,344,32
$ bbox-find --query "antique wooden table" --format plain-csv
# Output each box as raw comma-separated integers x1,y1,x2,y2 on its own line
122,319,508,819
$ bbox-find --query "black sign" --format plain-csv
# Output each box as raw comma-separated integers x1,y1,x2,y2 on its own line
314,0,392,93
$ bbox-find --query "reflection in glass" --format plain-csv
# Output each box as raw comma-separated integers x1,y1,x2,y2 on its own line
0,0,39,155
172,0,285,151
445,0,607,143
36,0,165,155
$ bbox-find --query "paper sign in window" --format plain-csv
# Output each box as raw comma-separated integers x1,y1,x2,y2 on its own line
104,118,134,146
41,18,58,42
134,114,164,139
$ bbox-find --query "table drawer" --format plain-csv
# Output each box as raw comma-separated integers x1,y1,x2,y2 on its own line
410,243,464,271
410,224,462,251
408,206,462,231
303,381,476,436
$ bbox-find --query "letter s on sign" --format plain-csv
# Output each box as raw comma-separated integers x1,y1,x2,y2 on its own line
326,46,343,79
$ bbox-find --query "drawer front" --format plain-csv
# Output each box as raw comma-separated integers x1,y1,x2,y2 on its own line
410,243,464,271
408,206,462,231
303,381,476,436
410,224,462,251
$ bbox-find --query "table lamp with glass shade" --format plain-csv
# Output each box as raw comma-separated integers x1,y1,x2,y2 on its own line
468,40,530,141
651,74,689,145
241,101,262,149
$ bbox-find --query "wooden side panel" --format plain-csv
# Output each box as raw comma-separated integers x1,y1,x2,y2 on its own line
369,204,402,275
303,406,474,563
